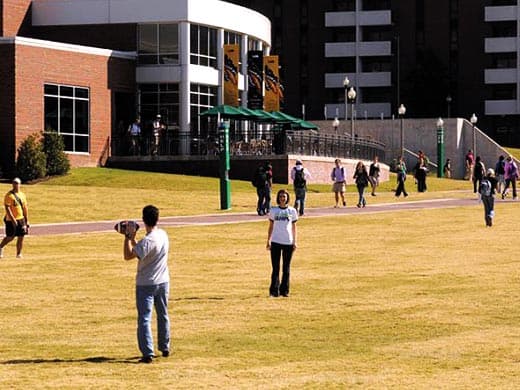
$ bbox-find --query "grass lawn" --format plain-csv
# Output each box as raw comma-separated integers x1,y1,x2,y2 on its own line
0,167,472,224
1,168,519,388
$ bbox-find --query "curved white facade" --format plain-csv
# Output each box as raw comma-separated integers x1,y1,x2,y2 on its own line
32,0,271,154
32,0,271,45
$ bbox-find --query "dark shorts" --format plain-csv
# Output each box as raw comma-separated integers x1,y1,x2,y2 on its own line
4,218,27,237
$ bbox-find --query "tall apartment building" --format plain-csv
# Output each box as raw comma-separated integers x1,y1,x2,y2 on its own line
229,0,520,146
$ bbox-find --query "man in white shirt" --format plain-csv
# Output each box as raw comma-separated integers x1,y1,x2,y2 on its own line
124,205,170,363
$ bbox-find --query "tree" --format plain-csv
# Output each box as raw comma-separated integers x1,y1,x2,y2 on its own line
43,130,70,176
16,133,47,182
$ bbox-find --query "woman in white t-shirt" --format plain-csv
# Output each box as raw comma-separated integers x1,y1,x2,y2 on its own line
266,189,298,297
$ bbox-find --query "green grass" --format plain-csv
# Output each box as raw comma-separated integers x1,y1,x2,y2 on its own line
0,167,472,224
1,167,515,388
2,202,520,388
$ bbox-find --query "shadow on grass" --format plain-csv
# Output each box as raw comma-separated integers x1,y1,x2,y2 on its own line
2,356,143,365
173,296,224,301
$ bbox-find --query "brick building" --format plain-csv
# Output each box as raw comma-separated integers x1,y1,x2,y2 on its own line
0,0,271,176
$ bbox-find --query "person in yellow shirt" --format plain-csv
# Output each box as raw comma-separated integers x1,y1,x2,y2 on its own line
0,178,29,259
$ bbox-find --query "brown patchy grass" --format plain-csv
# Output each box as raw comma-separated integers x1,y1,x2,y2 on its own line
2,197,520,388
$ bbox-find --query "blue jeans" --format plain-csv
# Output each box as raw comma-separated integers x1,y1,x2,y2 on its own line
136,282,170,358
294,187,306,215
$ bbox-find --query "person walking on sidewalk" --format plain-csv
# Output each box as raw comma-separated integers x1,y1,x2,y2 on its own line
479,168,497,227
472,156,486,194
291,160,311,216
368,155,381,196
502,155,518,200
395,156,408,198
331,159,347,208
123,205,171,363
0,178,29,259
266,189,298,298
353,161,369,208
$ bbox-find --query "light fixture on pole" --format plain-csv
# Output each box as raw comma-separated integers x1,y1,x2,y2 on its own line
343,76,350,121
398,103,406,157
347,86,357,141
446,95,452,118
436,117,445,178
332,117,340,135
470,113,477,156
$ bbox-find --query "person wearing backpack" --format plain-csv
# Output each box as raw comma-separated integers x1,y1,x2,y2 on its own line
331,159,347,208
479,168,497,227
495,155,506,194
290,160,311,216
501,155,518,200
252,164,271,216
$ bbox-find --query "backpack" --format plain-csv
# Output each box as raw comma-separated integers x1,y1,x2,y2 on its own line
479,178,492,197
294,168,306,189
252,167,267,188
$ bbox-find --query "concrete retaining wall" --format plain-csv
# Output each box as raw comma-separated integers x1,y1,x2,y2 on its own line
314,118,512,179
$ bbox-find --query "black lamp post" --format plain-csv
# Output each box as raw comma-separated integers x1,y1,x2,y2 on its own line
398,103,406,157
470,113,477,156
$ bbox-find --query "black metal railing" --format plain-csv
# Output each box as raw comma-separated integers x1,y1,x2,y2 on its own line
111,130,385,161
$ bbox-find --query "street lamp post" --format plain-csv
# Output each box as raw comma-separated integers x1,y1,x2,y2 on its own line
332,117,340,135
446,95,452,118
436,117,445,178
470,113,477,156
343,76,350,121
398,104,406,157
347,86,357,140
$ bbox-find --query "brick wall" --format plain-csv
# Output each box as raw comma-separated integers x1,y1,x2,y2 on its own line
1,0,32,37
0,43,15,175
7,43,135,173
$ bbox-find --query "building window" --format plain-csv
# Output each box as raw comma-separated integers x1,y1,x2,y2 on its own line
138,83,179,130
138,23,179,65
190,24,217,68
44,83,90,153
190,84,217,140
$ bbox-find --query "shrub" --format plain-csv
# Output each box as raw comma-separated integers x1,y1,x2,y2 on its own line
16,133,47,182
43,130,70,176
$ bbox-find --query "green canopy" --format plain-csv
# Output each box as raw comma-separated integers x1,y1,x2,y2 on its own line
268,111,301,123
199,105,245,118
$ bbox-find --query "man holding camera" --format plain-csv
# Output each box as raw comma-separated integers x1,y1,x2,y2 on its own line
123,205,171,363
0,177,29,259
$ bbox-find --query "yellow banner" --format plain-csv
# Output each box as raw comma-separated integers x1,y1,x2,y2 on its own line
264,55,280,112
223,44,239,107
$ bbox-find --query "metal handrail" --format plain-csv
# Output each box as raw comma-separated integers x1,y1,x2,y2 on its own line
111,130,386,161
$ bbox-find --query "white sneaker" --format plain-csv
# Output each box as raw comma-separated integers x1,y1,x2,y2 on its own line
0,247,3,258
16,253,23,259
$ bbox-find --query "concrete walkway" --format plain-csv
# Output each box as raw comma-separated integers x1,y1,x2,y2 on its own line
0,197,484,236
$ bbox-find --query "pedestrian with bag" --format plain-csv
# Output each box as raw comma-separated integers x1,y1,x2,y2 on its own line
291,160,311,216
331,159,347,207
252,162,272,215
0,178,29,259
479,168,497,227
502,155,518,200
395,156,408,198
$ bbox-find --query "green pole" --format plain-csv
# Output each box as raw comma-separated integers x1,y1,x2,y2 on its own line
437,119,445,178
219,121,231,210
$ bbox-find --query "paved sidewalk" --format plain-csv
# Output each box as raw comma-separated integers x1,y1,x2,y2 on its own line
0,197,481,237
